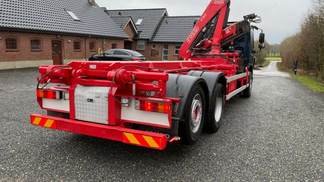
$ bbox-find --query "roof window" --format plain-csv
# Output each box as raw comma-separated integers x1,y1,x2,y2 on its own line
135,19,143,26
67,11,80,21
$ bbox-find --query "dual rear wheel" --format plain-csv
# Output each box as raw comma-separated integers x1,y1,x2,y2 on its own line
181,72,252,144
181,83,224,144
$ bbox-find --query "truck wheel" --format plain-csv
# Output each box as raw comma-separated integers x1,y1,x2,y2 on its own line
181,85,206,145
205,83,224,133
241,72,252,98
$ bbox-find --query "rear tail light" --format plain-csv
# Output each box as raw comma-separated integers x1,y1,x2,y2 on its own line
37,90,61,100
135,99,170,113
132,57,142,61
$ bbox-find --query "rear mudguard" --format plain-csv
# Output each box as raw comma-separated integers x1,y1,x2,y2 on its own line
187,71,226,110
166,74,209,121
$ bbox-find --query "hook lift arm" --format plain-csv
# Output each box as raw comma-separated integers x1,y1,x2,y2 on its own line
179,0,263,60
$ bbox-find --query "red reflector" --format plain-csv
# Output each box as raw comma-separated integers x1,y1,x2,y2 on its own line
164,103,170,113
31,116,57,129
123,132,163,149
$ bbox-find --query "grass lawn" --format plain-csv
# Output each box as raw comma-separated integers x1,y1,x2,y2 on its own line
263,57,282,67
266,57,282,61
277,62,324,93
263,60,270,67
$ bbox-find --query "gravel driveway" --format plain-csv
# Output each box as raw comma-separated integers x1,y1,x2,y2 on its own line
0,62,323,181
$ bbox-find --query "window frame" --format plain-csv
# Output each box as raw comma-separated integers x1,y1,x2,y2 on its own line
73,41,82,52
151,44,156,49
67,11,80,21
162,44,169,61
135,19,143,26
174,44,182,55
5,37,19,52
30,39,42,52
137,40,145,50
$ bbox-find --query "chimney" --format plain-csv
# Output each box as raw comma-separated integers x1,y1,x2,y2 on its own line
89,0,95,6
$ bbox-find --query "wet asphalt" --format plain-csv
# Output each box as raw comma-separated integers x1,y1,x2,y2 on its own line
0,61,323,181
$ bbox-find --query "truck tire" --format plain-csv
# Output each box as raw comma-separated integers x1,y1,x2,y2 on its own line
181,84,206,145
205,83,224,133
241,72,252,98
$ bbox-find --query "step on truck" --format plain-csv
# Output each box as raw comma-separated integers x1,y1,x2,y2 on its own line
31,0,265,150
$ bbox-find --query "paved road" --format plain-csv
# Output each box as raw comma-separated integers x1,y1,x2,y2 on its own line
0,62,323,181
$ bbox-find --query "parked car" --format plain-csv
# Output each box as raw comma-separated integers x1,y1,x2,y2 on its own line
89,49,148,61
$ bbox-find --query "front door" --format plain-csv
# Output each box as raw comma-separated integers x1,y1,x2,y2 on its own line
52,40,62,65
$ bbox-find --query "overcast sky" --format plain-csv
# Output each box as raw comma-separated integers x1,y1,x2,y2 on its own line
96,0,312,45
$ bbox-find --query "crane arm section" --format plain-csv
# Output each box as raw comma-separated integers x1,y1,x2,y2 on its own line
179,0,230,60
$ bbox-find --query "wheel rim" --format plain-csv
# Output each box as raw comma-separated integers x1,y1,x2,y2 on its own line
214,93,223,122
190,93,202,134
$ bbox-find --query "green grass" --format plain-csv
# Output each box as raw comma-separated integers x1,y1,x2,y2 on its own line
277,62,324,93
266,57,282,61
277,62,284,72
290,74,324,93
263,57,282,67
263,60,270,67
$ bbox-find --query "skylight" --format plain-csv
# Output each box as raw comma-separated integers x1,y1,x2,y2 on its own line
135,19,143,26
67,11,80,21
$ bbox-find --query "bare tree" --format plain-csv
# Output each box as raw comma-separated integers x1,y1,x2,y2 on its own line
281,0,324,79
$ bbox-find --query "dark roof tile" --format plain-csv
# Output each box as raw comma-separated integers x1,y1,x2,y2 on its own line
152,16,200,43
109,16,132,29
0,0,128,38
107,8,167,40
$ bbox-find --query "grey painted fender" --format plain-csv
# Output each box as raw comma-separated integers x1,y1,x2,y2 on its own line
166,74,209,121
187,71,226,111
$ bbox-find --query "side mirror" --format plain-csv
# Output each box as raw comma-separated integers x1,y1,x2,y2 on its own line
258,43,265,50
259,32,265,44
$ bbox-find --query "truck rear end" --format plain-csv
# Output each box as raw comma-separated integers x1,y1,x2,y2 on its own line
30,0,265,150
32,62,183,150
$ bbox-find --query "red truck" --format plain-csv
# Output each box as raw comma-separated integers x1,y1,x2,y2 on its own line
31,0,265,150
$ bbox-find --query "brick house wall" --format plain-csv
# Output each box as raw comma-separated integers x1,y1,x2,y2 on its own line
104,39,124,50
0,31,124,69
123,23,136,42
144,42,181,61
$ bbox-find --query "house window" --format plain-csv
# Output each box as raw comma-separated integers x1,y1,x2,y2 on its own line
151,44,156,49
112,43,117,49
89,42,96,51
135,19,143,26
162,44,169,61
137,40,145,50
31,39,41,51
67,11,80,21
5,38,18,50
174,44,181,55
74,41,81,51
